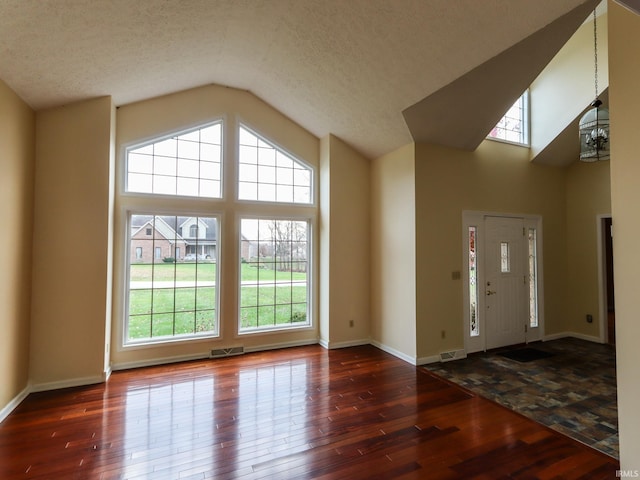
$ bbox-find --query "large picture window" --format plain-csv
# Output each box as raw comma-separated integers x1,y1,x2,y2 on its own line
126,214,219,344
239,218,310,332
120,118,315,348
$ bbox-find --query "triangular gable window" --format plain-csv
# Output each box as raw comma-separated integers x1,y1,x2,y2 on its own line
238,125,312,204
126,122,222,198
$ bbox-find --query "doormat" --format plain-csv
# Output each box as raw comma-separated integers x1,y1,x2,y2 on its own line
498,348,555,363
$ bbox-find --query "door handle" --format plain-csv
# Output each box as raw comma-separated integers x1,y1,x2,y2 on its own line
486,290,497,295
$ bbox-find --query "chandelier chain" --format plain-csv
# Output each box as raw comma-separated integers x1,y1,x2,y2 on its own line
593,10,598,99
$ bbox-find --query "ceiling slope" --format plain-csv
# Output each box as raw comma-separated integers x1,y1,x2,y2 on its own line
402,0,599,152
0,0,596,159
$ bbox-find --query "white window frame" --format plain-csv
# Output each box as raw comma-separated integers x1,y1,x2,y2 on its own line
116,115,317,351
237,215,313,334
124,121,224,199
234,120,316,335
124,212,221,346
118,120,226,349
237,123,314,205
486,91,530,147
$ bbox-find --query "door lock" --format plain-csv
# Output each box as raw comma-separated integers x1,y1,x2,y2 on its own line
486,290,497,295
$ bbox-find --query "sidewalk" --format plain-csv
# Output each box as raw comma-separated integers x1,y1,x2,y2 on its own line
130,280,303,289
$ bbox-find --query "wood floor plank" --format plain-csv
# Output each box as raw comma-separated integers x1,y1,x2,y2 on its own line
0,345,619,479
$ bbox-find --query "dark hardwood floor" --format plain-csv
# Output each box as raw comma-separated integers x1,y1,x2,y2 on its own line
0,345,619,479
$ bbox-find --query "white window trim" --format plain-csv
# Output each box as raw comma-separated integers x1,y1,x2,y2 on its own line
236,213,315,336
236,122,316,207
115,115,318,352
122,211,222,348
486,90,530,147
122,120,225,200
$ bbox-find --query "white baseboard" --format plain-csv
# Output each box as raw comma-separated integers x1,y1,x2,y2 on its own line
416,354,441,365
244,338,319,354
2,371,114,418
112,339,320,371
320,339,456,365
543,332,570,341
30,374,106,393
543,331,603,344
369,339,417,365
0,384,31,424
322,339,370,350
111,352,211,371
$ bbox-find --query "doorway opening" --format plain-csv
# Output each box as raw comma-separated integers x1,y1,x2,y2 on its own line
598,215,615,345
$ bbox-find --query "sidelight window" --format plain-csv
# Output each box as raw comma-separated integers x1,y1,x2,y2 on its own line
468,226,479,337
528,228,539,328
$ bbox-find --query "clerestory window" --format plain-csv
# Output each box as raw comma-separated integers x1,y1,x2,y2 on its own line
487,91,529,146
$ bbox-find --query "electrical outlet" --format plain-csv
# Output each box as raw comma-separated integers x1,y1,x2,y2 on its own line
349,320,354,328
586,314,593,323
441,330,446,339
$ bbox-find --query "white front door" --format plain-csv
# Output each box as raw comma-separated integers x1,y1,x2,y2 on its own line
485,216,527,349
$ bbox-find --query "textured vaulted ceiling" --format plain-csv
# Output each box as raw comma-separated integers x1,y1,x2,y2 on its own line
0,0,597,159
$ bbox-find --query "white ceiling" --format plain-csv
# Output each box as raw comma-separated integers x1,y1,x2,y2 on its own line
0,0,597,159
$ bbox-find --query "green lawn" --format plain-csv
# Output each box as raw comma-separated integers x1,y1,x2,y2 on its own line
130,262,217,282
239,262,307,282
129,262,306,282
128,263,308,340
239,284,307,329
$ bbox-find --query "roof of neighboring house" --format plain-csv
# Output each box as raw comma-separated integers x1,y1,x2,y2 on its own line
131,215,217,242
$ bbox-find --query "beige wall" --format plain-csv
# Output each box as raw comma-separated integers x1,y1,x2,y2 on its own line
112,85,320,367
1,81,368,395
530,11,609,161
30,97,114,389
414,140,567,358
0,79,35,410
319,136,331,345
370,144,417,361
608,0,640,466
564,160,611,339
319,135,370,347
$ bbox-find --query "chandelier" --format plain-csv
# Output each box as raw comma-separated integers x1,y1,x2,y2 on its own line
579,10,609,162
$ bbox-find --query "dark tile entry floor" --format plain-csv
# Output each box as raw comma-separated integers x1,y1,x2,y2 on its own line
425,337,618,458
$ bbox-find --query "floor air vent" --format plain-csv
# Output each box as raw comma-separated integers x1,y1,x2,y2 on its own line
210,346,244,358
439,351,457,362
